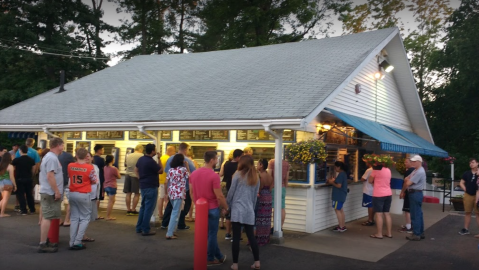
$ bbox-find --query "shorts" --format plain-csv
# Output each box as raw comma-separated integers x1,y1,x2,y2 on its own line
63,186,70,205
332,201,344,210
104,187,117,196
159,184,166,199
362,194,373,208
463,193,479,213
402,190,410,212
123,175,140,194
372,196,392,213
40,193,62,219
272,187,286,209
0,180,13,192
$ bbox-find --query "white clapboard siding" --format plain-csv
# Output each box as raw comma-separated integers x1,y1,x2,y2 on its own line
282,187,308,232
99,180,133,211
327,57,412,131
313,184,367,232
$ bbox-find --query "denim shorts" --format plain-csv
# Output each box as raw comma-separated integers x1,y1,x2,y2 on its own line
104,187,117,196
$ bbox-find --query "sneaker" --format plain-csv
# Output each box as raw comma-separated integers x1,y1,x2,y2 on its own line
126,211,133,216
219,255,227,264
141,231,156,236
459,228,470,235
69,244,86,250
21,212,28,216
420,234,425,239
338,227,347,233
398,227,413,233
406,234,421,241
178,226,190,230
131,211,139,216
207,260,221,266
225,233,232,240
38,243,58,253
332,226,341,232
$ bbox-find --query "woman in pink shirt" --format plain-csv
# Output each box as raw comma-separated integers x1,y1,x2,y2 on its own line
368,167,392,239
103,155,121,220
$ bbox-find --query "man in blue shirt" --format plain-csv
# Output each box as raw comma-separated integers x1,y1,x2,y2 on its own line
161,142,196,230
16,138,41,174
135,143,163,236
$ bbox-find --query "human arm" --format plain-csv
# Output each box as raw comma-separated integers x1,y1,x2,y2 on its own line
459,179,466,192
219,161,226,177
135,167,139,178
89,168,98,185
157,159,163,175
214,188,228,212
8,165,17,192
115,167,121,179
189,183,194,203
47,171,61,200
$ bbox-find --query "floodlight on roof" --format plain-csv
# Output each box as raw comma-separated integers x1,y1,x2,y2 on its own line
379,60,394,73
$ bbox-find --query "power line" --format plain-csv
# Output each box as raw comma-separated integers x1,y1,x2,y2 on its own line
0,44,110,60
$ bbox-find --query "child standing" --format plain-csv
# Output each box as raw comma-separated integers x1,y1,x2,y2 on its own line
104,155,121,220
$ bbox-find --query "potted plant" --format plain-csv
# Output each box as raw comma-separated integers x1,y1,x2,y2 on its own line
285,139,328,181
363,154,396,170
450,195,464,211
395,158,407,175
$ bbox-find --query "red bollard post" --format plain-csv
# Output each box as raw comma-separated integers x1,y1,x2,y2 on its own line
194,198,208,270
48,219,60,244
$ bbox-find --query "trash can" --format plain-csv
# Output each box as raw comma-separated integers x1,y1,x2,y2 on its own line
390,178,404,214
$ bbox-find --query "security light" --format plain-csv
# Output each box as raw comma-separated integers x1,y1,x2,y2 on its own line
379,60,394,73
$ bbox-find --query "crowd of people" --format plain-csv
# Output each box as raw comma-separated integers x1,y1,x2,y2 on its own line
1,138,478,266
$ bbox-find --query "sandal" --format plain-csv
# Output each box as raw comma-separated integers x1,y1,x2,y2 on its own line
361,221,375,226
106,217,116,221
251,264,260,269
96,216,105,220
166,236,178,240
82,237,95,242
370,234,383,239
383,234,393,238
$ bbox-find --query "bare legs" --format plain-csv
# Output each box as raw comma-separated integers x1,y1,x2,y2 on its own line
63,204,71,225
373,212,392,237
334,209,345,228
0,190,12,217
40,218,51,242
126,193,140,212
368,208,375,223
106,195,116,220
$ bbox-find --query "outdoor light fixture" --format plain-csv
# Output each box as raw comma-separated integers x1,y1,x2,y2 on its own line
322,122,332,130
379,60,394,73
316,122,333,135
374,71,382,79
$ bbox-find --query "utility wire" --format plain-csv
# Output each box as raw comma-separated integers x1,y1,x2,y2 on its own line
0,44,109,60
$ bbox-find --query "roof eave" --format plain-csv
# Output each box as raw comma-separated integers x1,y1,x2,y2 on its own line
0,118,305,132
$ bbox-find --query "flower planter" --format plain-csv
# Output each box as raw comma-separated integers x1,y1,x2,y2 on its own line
450,198,464,211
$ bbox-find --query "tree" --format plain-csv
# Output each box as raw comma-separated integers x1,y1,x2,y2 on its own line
113,0,173,58
192,0,352,52
426,0,479,173
168,0,198,53
0,0,111,110
403,0,453,102
340,0,406,33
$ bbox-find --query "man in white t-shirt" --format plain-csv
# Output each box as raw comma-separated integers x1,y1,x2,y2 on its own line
361,161,374,226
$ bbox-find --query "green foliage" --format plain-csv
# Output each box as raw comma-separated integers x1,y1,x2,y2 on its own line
0,0,112,110
192,0,352,52
0,132,24,150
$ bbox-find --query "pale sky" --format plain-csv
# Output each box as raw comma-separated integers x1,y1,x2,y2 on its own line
96,0,462,66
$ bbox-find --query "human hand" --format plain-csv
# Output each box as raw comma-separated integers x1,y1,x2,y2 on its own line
54,191,61,201
399,192,405,199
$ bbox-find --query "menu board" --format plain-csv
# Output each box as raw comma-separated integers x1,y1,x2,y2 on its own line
236,130,295,142
48,131,82,140
179,130,229,141
128,130,172,141
86,131,124,140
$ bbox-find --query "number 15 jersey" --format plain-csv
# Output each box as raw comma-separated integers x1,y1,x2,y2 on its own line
68,163,98,193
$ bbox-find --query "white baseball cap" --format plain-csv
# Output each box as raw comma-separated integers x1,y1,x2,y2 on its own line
409,155,423,162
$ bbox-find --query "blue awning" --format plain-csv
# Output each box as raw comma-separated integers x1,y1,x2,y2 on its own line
384,126,448,157
326,108,448,157
7,132,36,139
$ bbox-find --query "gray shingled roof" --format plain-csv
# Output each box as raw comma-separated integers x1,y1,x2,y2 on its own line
0,28,397,125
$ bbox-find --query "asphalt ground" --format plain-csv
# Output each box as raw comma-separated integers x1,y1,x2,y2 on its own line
0,207,478,270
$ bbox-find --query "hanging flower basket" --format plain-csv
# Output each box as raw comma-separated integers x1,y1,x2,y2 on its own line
363,154,395,169
285,139,327,165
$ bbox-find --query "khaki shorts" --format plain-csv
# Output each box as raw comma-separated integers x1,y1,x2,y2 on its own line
463,193,479,213
40,193,62,219
159,184,166,199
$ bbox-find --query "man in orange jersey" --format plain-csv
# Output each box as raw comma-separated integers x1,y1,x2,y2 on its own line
68,148,98,250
